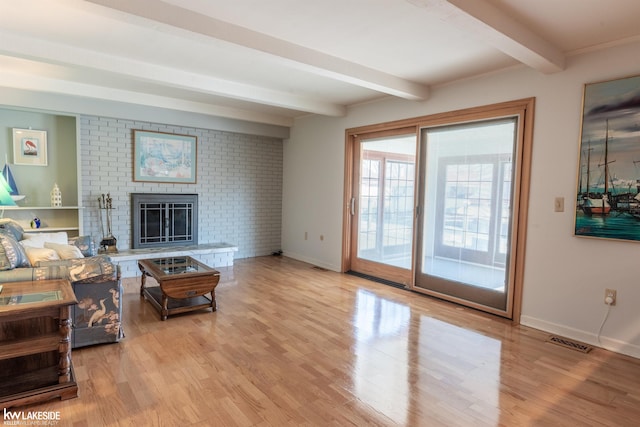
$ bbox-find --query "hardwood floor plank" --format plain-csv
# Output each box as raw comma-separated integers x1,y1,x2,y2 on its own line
12,256,640,426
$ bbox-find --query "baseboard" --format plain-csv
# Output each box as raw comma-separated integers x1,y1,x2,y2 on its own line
282,251,340,272
520,315,640,359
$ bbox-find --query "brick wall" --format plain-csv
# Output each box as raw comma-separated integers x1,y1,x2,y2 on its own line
79,116,283,259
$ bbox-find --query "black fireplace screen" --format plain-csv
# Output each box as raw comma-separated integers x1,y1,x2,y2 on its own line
131,194,198,249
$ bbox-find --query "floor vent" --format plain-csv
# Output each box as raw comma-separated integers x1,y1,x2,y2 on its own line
346,271,405,289
312,266,329,271
547,335,593,353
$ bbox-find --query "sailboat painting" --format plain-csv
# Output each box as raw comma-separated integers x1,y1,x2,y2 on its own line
2,164,25,202
575,74,640,242
0,166,16,206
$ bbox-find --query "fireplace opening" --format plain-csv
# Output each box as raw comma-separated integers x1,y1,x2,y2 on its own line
131,193,198,249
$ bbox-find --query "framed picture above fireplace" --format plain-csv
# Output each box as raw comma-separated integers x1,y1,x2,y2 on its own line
133,130,197,183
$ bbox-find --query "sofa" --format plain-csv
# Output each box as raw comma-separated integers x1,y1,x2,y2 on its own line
0,219,123,349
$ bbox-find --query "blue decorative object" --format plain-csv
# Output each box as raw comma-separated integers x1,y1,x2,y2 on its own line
30,217,41,229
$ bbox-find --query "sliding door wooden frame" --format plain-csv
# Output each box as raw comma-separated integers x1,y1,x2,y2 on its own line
342,98,535,324
341,126,418,286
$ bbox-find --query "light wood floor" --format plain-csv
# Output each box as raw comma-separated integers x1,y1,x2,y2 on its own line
29,256,640,426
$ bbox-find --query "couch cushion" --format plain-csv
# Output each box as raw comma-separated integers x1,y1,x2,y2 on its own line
21,231,69,247
0,232,31,270
44,242,85,260
0,266,65,282
24,247,61,265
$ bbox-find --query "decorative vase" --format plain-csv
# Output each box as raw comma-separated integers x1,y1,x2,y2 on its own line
51,183,62,207
30,217,41,229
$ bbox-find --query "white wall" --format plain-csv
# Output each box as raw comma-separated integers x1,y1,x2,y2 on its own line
282,41,640,358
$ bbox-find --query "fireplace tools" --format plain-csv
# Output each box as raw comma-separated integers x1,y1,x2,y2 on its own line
98,193,117,252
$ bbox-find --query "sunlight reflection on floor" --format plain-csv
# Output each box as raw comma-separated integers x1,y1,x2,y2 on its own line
352,289,501,425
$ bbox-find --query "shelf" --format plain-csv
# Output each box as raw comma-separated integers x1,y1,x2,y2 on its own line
0,333,60,361
23,227,80,233
1,206,82,210
1,206,84,236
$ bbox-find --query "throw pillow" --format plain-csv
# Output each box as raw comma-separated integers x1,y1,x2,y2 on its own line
44,242,85,260
0,233,31,270
21,231,69,248
0,219,24,241
68,235,97,257
24,247,61,265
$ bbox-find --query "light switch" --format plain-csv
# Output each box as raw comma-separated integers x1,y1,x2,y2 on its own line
554,197,564,212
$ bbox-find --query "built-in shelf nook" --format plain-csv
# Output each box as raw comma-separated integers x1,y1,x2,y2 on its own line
1,108,81,236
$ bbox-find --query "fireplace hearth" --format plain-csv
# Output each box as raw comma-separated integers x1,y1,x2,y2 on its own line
131,193,198,249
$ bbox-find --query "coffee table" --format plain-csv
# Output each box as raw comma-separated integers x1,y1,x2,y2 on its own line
138,256,220,321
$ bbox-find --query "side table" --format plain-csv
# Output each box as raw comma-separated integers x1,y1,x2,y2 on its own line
0,279,78,409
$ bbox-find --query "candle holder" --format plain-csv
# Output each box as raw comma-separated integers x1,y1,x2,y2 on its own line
51,183,62,207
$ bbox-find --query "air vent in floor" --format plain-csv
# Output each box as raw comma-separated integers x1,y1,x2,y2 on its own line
547,335,593,353
346,271,405,289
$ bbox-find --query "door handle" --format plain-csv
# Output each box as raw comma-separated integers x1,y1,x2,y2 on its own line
350,197,355,216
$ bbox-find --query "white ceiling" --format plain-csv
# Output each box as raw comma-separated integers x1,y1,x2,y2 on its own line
1,0,640,128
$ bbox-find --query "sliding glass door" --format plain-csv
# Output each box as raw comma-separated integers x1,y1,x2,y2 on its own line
415,118,518,313
343,99,533,319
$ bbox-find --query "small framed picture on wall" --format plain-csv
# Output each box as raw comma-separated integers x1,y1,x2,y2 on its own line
12,128,48,166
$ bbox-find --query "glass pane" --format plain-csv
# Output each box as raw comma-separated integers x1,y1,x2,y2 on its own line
499,163,513,256
357,135,416,269
422,119,516,291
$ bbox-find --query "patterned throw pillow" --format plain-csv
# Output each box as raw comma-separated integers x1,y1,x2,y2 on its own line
0,232,31,270
68,235,97,257
0,219,24,241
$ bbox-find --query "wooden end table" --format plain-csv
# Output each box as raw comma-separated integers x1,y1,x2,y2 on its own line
0,279,78,408
139,256,220,321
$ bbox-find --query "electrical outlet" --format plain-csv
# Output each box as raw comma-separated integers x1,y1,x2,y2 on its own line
604,288,617,306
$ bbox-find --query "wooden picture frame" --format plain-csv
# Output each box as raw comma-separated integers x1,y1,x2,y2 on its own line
574,74,640,241
133,130,197,184
12,128,48,166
